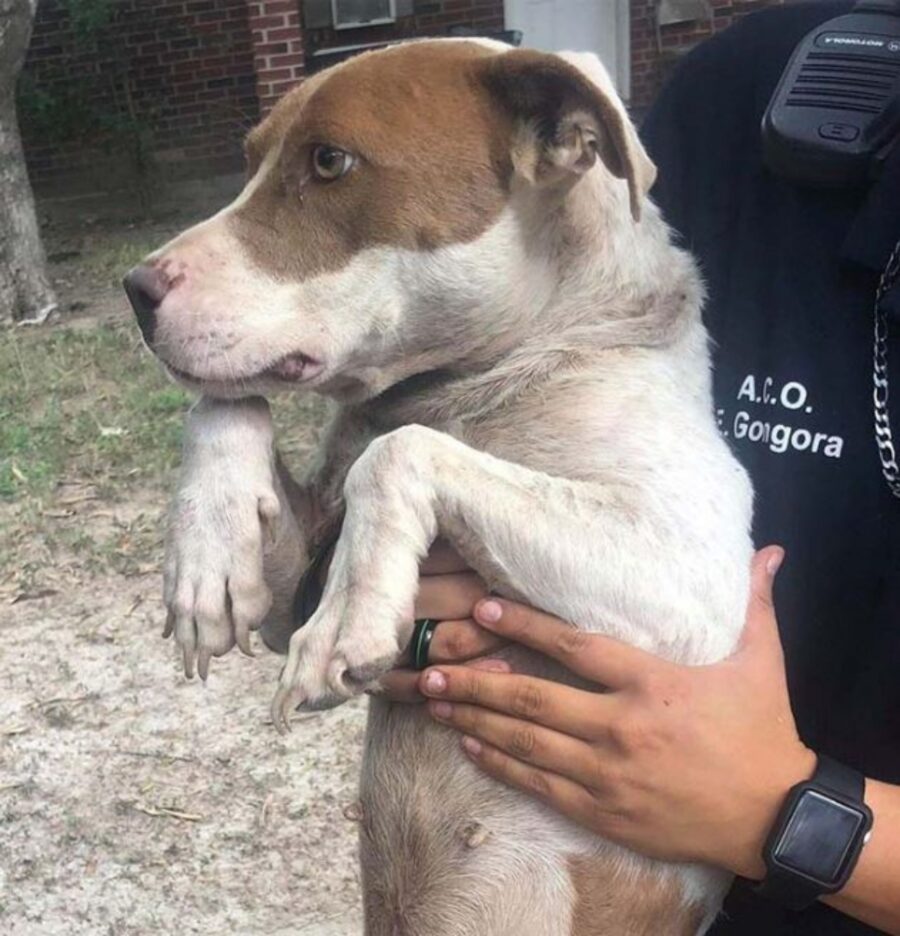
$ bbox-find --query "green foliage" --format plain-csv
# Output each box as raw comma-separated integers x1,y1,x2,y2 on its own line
16,0,157,206
63,0,114,42
16,72,96,145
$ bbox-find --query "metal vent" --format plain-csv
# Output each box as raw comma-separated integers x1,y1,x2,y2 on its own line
786,51,900,114
332,0,396,30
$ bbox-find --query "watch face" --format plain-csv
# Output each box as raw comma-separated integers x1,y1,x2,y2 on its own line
774,790,866,885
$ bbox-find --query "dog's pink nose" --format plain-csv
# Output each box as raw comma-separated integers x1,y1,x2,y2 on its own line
123,264,170,344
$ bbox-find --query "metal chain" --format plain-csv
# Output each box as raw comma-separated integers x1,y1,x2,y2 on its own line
873,237,900,499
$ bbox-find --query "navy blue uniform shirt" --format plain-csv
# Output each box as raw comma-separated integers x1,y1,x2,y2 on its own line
641,3,900,933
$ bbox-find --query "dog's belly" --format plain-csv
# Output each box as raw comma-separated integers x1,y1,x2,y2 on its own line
301,377,751,934
356,700,727,936
566,855,712,936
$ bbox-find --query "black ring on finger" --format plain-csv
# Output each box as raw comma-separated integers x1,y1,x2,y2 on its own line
411,618,440,670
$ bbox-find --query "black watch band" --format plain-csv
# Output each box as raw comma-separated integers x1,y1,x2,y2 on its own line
753,755,874,912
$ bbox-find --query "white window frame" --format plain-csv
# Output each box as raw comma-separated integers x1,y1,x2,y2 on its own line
614,0,631,102
331,0,397,30
502,0,631,100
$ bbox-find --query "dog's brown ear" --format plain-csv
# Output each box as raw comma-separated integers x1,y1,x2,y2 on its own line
481,50,656,221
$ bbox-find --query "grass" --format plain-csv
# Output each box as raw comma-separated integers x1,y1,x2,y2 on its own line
0,319,325,591
88,240,165,289
1,323,186,502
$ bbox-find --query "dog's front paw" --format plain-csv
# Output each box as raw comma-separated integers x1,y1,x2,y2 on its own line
270,591,405,730
164,485,278,679
163,397,279,679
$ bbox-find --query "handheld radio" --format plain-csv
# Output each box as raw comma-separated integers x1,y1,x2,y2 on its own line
762,0,900,187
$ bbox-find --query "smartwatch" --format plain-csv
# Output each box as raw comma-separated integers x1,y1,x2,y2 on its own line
754,755,874,911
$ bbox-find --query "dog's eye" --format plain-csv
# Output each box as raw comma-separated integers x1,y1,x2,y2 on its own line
311,145,354,181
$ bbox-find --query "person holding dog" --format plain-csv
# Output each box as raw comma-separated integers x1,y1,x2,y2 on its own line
384,2,900,933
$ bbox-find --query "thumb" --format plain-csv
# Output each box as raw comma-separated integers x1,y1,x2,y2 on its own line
737,546,785,654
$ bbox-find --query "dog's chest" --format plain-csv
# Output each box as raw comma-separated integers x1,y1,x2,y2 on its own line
308,374,645,540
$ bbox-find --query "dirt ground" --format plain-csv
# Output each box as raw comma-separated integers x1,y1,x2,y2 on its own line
0,179,365,935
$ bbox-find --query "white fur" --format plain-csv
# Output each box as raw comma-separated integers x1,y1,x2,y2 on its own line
150,43,752,935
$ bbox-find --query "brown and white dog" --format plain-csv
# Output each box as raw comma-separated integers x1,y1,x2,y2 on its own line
124,39,753,936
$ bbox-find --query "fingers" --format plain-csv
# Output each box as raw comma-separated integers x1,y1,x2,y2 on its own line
379,658,512,704
732,546,786,666
743,546,783,629
415,572,488,621
428,618,507,664
472,599,663,690
460,740,600,831
419,666,613,740
429,701,599,786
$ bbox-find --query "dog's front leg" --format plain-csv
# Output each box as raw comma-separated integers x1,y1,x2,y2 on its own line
164,396,307,678
271,424,744,722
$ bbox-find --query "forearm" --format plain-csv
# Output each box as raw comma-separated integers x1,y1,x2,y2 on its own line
406,556,900,934
823,779,900,935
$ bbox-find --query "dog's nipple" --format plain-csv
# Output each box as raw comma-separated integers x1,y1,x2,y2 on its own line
461,820,490,849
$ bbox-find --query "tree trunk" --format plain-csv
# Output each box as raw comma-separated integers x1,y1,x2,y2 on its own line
0,0,57,324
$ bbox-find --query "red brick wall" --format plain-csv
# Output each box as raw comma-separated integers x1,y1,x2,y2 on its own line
24,1,790,188
20,0,509,186
20,0,260,190
411,0,504,31
249,0,305,113
630,0,785,111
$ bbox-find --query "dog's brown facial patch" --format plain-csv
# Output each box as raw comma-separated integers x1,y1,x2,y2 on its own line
567,856,705,936
230,42,516,281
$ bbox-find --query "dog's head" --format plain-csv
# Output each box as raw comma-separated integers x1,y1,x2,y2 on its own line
124,40,655,401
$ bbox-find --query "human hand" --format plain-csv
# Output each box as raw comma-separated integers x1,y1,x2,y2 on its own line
378,540,510,702
416,546,817,878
